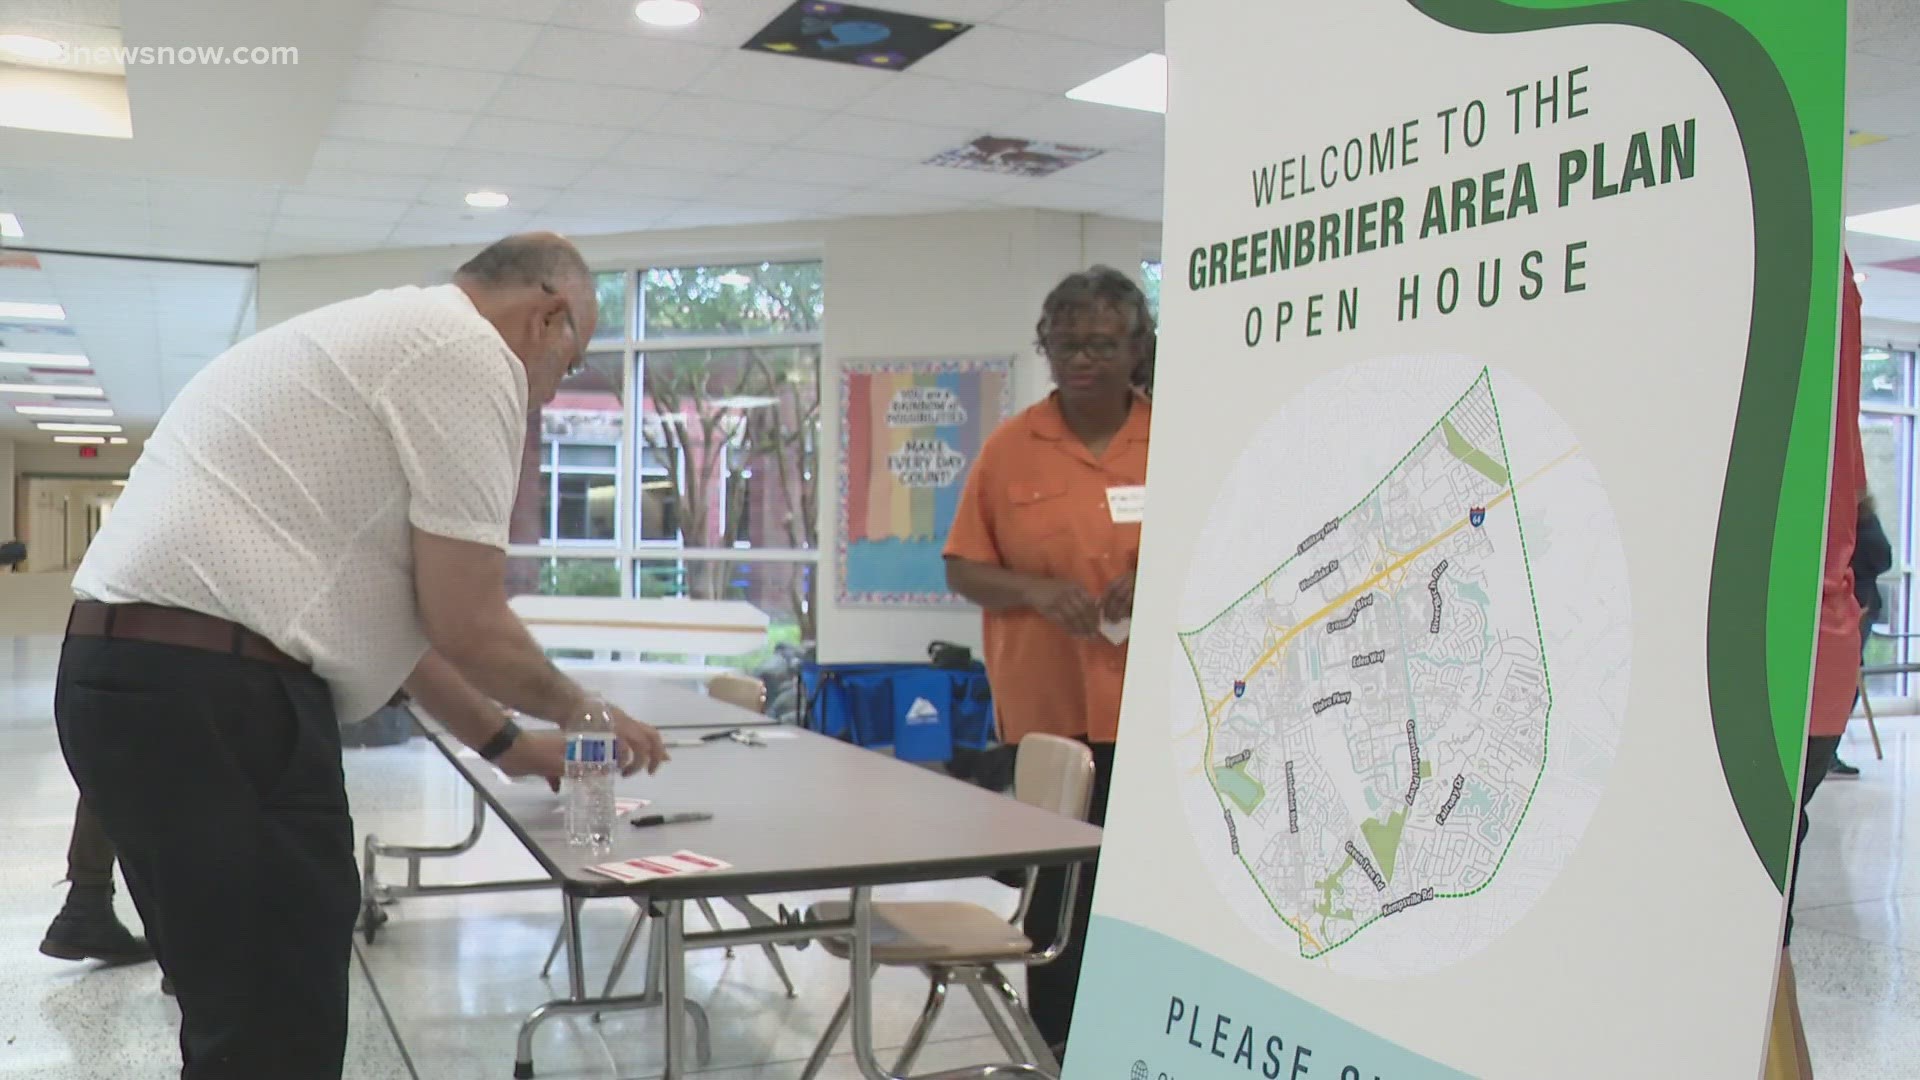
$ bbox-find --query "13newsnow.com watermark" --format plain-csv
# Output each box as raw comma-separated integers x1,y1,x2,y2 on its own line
56,44,300,67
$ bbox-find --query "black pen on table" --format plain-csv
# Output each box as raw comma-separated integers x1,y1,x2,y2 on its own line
632,811,714,828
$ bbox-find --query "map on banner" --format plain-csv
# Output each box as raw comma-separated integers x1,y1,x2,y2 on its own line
1182,370,1551,961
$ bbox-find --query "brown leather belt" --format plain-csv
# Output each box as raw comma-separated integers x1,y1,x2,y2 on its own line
67,601,307,672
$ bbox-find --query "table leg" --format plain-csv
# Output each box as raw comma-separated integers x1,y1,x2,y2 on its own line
563,893,587,1002
662,899,688,1080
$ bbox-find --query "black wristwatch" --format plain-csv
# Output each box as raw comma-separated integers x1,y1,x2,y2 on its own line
478,715,522,762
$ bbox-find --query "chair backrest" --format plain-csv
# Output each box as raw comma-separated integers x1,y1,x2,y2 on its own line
1013,734,1095,821
705,671,767,713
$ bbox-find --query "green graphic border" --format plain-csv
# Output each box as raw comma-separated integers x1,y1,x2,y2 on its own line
1178,369,1554,958
1407,0,1845,891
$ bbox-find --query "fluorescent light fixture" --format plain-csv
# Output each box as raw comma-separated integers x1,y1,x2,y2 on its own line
0,34,65,62
53,435,104,445
0,212,21,238
635,0,702,28
1066,53,1167,114
0,301,66,321
464,190,509,209
1847,204,1920,243
0,381,103,396
0,351,88,368
108,437,128,445
36,421,122,433
14,404,112,417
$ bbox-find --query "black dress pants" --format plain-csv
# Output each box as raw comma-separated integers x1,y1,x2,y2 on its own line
1022,739,1114,1052
54,634,359,1080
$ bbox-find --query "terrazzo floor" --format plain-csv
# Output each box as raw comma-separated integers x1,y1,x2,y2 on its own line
1,632,1914,1078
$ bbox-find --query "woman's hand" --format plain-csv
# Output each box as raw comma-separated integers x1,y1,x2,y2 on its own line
1026,578,1102,637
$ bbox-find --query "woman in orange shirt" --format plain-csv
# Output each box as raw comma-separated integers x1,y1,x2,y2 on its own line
944,265,1155,1064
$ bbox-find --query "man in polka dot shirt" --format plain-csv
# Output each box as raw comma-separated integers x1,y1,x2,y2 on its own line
55,233,669,1079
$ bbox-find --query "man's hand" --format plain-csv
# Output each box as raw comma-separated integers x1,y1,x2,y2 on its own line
495,729,567,791
607,703,669,776
1101,573,1136,624
1027,579,1101,637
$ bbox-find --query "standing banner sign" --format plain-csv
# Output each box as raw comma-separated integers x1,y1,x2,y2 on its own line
1073,2,1846,1078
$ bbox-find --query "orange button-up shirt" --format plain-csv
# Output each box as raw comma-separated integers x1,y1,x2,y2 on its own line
944,393,1151,746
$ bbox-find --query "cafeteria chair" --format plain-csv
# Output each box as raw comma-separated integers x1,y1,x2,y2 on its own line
798,733,1096,1079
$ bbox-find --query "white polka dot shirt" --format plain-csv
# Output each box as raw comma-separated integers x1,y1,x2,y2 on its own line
73,284,529,724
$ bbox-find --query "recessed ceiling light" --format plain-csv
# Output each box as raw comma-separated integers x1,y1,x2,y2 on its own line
0,34,65,63
1855,270,1869,284
465,190,510,209
635,0,702,28
0,302,66,321
36,421,121,433
1847,204,1920,243
1066,53,1167,114
0,212,21,239
0,351,87,368
53,435,104,445
14,404,112,417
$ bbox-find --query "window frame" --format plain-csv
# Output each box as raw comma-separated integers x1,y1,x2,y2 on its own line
1859,345,1917,710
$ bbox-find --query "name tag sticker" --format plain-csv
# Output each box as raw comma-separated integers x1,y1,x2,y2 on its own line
1107,485,1147,524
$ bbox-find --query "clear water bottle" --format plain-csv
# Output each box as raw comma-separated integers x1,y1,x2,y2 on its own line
564,702,617,851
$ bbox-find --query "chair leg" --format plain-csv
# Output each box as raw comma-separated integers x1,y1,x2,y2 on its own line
894,969,952,1075
962,970,1029,1065
800,991,853,1080
600,904,650,999
760,942,797,998
985,966,1058,1071
539,921,566,980
1860,675,1885,761
697,898,733,957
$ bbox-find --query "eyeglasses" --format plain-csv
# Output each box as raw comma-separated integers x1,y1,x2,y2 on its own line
1041,337,1124,362
542,283,587,376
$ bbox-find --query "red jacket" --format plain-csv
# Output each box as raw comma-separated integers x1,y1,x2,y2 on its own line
1808,256,1865,738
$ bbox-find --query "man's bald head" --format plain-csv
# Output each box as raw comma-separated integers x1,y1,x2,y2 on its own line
454,233,597,410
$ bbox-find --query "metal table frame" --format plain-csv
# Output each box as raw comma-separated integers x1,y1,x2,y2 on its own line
356,710,1097,1080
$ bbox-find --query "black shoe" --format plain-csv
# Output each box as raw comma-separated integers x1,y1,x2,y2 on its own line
161,975,174,996
37,884,155,965
1829,756,1862,779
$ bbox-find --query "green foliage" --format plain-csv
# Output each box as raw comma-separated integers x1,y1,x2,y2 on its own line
594,271,629,340
643,262,824,337
539,558,621,597
1141,259,1163,321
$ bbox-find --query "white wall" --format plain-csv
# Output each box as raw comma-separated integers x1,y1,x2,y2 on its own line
255,209,1161,664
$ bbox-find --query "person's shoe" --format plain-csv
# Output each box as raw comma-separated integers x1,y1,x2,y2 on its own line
37,884,154,965
160,975,174,996
1829,756,1862,779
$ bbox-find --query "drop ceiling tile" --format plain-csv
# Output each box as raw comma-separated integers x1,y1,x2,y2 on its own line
486,76,672,127
393,205,537,234
842,75,1052,129
456,116,624,162
705,175,851,211
686,50,895,111
326,103,478,148
908,25,1141,94
274,192,416,224
0,174,150,203
871,163,1022,198
548,0,790,47
145,179,284,216
795,114,978,162
388,0,568,21
532,209,682,237
564,165,730,199
873,0,1021,19
358,8,544,73
826,189,975,218
7,206,151,232
1107,192,1165,222
1035,146,1162,189
386,221,533,248
604,133,768,174
263,235,393,258
295,174,434,203
435,150,598,191
740,148,914,187
990,177,1132,214
656,206,825,229
340,60,508,112
265,215,386,244
1002,98,1162,151
639,95,835,146
541,190,697,217
310,140,451,178
991,0,1165,51
516,27,729,92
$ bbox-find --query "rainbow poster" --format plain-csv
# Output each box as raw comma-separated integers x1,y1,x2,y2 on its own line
838,357,1013,606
